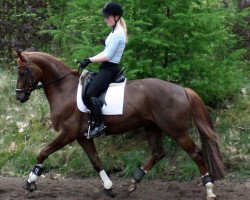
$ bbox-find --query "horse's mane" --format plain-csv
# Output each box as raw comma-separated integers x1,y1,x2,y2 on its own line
23,51,75,72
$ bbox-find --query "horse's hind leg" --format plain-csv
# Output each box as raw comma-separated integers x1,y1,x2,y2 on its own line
173,130,208,175
172,130,216,199
128,124,165,194
25,130,76,192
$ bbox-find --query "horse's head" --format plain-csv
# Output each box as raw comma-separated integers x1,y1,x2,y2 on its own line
15,50,42,103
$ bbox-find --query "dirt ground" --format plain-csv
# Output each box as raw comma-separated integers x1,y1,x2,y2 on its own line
0,174,249,200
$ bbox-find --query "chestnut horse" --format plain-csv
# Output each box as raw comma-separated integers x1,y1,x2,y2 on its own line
15,50,225,199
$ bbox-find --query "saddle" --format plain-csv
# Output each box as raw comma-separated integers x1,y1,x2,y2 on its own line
80,69,125,109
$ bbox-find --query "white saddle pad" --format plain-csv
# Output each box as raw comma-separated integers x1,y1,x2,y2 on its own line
77,79,126,115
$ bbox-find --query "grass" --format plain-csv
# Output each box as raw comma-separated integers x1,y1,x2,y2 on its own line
0,67,249,181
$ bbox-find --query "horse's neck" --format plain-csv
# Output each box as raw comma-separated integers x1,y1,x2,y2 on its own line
40,60,70,85
30,54,78,107
29,53,70,83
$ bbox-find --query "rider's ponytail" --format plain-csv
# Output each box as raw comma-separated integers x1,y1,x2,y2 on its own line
120,17,128,43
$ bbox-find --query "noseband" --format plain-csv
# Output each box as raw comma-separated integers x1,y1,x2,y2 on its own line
15,61,72,94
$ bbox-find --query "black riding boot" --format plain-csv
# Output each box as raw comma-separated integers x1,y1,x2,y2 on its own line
88,97,106,138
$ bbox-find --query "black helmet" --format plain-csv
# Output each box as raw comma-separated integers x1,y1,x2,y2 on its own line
101,2,123,17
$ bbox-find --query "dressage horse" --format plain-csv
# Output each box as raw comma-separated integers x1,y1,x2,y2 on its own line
15,50,225,199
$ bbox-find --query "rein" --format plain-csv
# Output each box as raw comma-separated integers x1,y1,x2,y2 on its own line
34,72,73,91
15,61,73,93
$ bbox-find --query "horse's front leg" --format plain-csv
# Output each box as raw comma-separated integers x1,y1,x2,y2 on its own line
77,136,115,198
25,129,76,192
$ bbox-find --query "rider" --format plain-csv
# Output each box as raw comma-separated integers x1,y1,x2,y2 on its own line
80,2,128,138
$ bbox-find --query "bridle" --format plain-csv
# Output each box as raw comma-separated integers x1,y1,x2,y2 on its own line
15,61,72,94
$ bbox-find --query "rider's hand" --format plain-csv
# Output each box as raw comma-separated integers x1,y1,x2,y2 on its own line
80,58,91,69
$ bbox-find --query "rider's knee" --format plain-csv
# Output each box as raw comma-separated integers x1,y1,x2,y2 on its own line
85,89,94,101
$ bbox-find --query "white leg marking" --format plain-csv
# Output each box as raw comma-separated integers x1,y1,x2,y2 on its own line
99,170,113,189
27,164,42,183
28,172,38,183
205,182,216,199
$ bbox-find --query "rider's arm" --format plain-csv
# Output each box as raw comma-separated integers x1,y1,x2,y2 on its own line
89,51,109,63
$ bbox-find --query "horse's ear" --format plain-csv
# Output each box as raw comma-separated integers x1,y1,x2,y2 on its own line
15,49,26,62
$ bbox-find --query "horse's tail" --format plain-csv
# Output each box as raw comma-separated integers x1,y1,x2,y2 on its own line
184,88,225,180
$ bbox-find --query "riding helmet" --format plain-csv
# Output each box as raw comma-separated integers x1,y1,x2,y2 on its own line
101,2,123,17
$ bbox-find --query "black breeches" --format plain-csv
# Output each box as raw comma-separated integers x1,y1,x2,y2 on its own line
86,62,120,122
86,62,121,100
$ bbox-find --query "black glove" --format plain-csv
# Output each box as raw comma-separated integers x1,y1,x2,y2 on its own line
80,58,91,69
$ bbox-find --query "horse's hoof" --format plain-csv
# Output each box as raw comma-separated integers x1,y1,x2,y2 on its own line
207,197,216,200
127,183,137,195
104,188,115,198
24,180,37,192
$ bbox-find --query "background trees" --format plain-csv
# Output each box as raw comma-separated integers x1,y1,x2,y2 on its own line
0,0,249,104
0,0,50,67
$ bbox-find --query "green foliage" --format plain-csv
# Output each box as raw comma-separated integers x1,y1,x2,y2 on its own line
216,83,250,176
1,0,248,104
39,0,248,104
123,0,246,104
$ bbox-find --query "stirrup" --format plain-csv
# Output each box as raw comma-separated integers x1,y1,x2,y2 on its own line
87,123,106,139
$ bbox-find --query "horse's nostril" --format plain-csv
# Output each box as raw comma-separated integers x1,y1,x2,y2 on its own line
16,95,26,103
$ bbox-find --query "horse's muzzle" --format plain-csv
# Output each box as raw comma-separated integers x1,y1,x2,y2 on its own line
16,92,29,103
